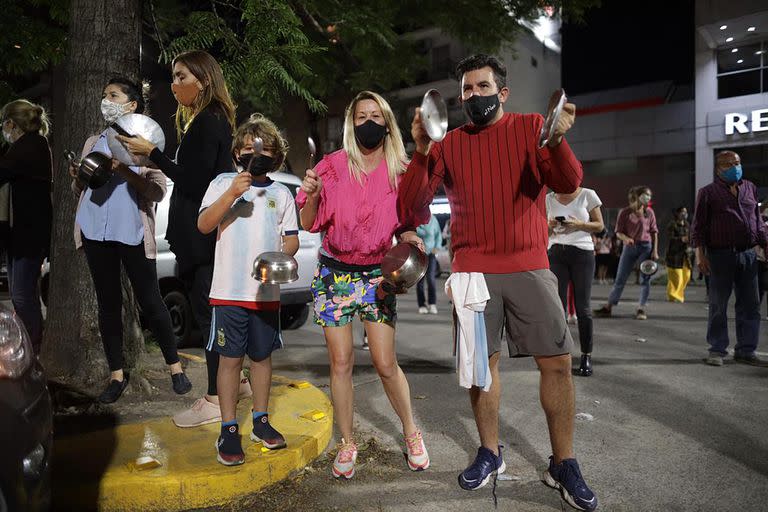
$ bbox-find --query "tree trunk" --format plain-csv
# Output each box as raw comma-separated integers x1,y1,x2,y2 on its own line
41,0,144,389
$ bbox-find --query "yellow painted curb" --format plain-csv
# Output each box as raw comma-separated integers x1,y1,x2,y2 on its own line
53,378,333,511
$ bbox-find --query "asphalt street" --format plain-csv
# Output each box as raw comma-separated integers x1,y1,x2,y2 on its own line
259,279,768,511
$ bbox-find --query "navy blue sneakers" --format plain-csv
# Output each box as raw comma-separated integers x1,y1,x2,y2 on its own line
542,456,597,511
458,446,506,490
216,423,245,466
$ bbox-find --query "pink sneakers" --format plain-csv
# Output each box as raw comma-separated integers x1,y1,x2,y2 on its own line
173,376,253,428
332,439,358,479
404,430,430,471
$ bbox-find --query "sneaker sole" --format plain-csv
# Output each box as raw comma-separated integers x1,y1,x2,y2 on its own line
173,415,222,428
542,469,594,511
458,460,506,490
214,440,245,466
250,431,287,450
332,466,355,479
407,456,430,471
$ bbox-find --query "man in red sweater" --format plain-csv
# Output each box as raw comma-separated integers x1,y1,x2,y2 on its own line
399,55,597,511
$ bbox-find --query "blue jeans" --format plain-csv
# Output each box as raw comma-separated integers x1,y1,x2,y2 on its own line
706,248,760,356
416,254,437,307
608,242,652,307
7,253,45,354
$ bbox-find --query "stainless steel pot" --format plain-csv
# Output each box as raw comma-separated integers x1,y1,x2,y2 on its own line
420,89,448,142
381,243,428,293
66,150,113,189
639,259,659,276
538,89,567,149
252,251,299,284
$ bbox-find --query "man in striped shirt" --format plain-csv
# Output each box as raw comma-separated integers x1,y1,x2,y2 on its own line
691,150,768,367
398,55,597,511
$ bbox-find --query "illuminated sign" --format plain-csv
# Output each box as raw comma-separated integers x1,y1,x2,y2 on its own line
725,108,768,135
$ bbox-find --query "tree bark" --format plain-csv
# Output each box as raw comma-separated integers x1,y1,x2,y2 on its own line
41,0,144,389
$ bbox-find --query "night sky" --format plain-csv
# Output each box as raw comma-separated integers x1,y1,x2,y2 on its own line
562,0,695,94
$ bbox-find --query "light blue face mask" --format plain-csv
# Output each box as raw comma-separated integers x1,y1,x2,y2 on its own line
721,164,742,183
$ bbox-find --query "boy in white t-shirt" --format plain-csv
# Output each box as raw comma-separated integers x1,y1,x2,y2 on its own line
198,114,299,466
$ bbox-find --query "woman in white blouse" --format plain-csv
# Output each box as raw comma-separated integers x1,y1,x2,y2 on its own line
546,187,605,376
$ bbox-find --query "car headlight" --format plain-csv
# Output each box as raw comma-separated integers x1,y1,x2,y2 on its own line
0,304,33,378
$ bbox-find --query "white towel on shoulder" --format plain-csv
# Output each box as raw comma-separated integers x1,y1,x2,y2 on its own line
445,272,492,392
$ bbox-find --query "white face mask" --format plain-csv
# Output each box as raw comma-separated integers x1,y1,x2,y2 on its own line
639,193,651,205
101,98,130,124
2,129,12,144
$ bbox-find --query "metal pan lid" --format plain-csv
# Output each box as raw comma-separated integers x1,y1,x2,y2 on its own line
420,89,448,142
538,89,566,149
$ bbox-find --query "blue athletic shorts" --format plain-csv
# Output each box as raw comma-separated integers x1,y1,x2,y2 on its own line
207,306,283,361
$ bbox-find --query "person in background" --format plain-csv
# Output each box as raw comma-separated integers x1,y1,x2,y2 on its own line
547,186,605,377
416,213,442,314
0,99,52,354
759,203,768,320
593,231,612,284
692,151,768,366
197,114,298,466
118,50,249,426
665,206,693,303
70,77,191,403
594,186,658,320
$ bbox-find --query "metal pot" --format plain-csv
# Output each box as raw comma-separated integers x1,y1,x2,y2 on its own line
420,89,448,142
252,251,299,284
67,150,113,189
639,259,659,276
381,243,428,293
107,113,166,167
538,89,567,149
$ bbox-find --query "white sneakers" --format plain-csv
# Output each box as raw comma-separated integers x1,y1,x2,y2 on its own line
332,439,358,479
418,306,428,314
419,305,438,315
172,376,253,428
404,430,430,471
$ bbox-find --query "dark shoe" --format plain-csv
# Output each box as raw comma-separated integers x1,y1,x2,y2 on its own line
592,306,611,318
98,377,129,404
216,424,245,466
635,308,647,320
542,456,598,511
250,414,287,450
573,354,593,377
458,446,505,490
171,372,192,395
734,353,766,366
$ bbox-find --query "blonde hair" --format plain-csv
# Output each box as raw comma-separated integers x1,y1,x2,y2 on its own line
342,91,407,188
1,99,50,137
232,113,289,172
172,50,236,139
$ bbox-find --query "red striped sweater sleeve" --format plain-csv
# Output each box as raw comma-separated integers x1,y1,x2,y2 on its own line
530,114,583,193
397,143,446,232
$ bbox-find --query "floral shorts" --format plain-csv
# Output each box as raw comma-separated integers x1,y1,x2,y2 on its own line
311,263,397,327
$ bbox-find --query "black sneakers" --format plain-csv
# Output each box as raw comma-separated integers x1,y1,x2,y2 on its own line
542,456,598,511
216,423,245,466
171,372,192,394
98,377,129,404
250,414,287,450
573,354,593,377
458,446,506,490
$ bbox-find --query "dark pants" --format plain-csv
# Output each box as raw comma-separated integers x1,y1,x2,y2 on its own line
180,263,217,395
548,244,596,354
759,260,768,317
706,248,760,356
8,252,45,354
416,254,437,307
82,238,179,371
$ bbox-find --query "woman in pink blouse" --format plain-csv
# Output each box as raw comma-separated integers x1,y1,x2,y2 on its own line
594,186,659,320
296,91,429,479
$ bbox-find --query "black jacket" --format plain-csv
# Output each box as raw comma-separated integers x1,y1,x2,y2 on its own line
149,107,233,272
0,132,52,257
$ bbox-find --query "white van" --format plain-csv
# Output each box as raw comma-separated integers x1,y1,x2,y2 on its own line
154,171,320,346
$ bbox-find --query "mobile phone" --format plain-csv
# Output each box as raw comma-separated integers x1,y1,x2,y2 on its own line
555,216,566,223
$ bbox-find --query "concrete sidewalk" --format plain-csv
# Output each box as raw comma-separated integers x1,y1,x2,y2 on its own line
52,376,332,511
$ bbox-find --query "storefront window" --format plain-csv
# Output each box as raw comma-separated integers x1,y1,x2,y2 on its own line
717,41,767,99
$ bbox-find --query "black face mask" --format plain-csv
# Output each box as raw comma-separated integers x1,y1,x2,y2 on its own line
239,153,276,176
354,120,387,150
463,94,500,126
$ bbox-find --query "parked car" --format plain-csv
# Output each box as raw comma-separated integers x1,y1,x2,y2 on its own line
0,305,53,512
154,171,320,346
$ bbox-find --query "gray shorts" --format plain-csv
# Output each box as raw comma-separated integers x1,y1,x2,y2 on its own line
482,270,573,357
